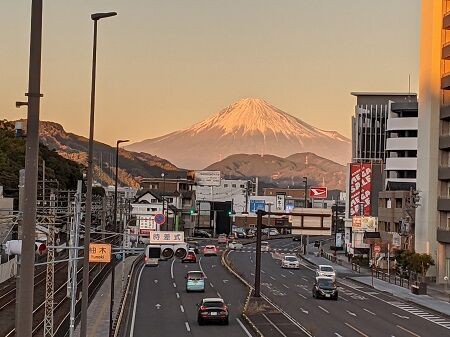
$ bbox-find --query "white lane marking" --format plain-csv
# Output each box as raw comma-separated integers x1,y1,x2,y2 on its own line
180,305,185,313
217,292,222,298
340,295,349,302
392,313,410,319
270,276,276,280
176,292,180,299
261,269,266,274
346,310,357,317
298,293,307,299
251,272,255,276
173,282,177,288
396,325,421,337
171,258,175,279
289,271,294,275
198,256,205,275
334,333,344,337
154,279,158,284
300,307,309,314
210,282,214,288
283,284,289,289
185,322,191,332
129,265,144,337
262,313,288,337
363,308,376,316
281,274,286,278
387,301,450,330
318,305,329,314
236,317,253,337
302,277,308,282
345,322,369,337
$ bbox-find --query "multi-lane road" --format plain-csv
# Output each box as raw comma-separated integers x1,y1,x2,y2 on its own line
127,237,450,337
228,238,450,337
128,247,254,337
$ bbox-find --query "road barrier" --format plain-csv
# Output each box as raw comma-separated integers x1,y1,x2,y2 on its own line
372,268,411,289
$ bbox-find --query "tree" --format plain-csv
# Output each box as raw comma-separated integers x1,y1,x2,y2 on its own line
408,253,435,278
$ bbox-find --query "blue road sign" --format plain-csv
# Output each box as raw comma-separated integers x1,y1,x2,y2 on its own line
250,200,266,213
154,213,166,225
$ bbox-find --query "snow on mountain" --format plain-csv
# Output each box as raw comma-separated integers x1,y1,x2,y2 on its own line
126,98,351,169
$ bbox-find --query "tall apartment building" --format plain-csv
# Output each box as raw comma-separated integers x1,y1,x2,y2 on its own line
416,0,450,282
351,93,417,163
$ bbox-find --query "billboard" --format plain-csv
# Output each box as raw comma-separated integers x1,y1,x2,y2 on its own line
250,200,266,213
195,170,221,186
352,216,378,232
149,231,185,244
309,187,328,199
275,193,286,211
137,215,156,231
349,163,372,216
291,208,332,236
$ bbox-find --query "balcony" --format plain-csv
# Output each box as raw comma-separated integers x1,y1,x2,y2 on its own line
442,73,450,90
385,137,417,151
437,197,450,211
439,135,450,150
437,228,450,243
444,43,450,60
391,102,418,112
444,11,450,30
439,167,450,180
385,157,417,171
441,105,450,120
386,117,418,131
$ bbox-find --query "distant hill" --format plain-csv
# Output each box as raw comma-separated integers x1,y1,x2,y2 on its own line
0,120,83,198
127,98,351,169
205,152,346,190
18,120,185,188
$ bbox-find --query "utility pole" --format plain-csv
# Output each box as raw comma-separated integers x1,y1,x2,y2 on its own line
44,191,56,337
68,180,82,337
16,1,43,336
254,210,264,297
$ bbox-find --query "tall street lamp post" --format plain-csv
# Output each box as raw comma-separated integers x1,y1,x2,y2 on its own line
16,1,43,336
80,12,117,337
110,139,128,336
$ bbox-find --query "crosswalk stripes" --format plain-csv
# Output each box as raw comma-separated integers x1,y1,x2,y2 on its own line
230,247,299,254
388,301,450,330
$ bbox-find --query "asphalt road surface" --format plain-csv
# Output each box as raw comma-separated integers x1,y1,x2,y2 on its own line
129,248,253,337
228,237,450,337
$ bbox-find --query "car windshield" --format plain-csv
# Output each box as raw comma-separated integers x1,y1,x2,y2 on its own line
203,301,224,308
321,266,334,272
318,279,335,288
188,272,203,280
285,256,297,262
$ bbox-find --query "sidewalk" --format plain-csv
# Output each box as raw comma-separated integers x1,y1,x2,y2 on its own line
74,256,137,337
299,243,450,317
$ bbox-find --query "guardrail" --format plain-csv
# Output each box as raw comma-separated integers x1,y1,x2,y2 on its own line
113,255,144,337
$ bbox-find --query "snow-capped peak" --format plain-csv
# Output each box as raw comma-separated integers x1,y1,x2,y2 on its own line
188,98,348,141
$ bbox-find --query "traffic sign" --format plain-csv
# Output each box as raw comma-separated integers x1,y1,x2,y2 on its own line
154,213,166,225
309,187,328,199
374,244,381,253
89,243,111,263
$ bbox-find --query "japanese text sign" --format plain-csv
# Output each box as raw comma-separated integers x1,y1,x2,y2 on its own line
89,243,111,263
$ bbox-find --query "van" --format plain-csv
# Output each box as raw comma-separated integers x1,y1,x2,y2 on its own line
145,245,160,267
261,241,270,252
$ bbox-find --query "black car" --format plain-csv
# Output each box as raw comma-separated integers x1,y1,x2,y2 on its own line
312,277,338,300
197,298,229,325
188,241,200,254
193,229,212,238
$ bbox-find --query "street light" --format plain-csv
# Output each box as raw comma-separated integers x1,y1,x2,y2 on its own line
109,139,128,336
303,176,308,208
80,11,117,337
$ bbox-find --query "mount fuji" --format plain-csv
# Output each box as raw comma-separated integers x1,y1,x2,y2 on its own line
126,98,351,169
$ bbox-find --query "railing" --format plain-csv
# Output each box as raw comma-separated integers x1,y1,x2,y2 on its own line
351,263,361,273
372,268,411,289
321,251,343,266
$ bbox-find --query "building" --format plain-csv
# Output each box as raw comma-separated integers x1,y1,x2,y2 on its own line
195,179,249,213
415,0,450,282
351,92,417,162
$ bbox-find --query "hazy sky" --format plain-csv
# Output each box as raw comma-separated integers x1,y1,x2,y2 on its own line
1,0,421,146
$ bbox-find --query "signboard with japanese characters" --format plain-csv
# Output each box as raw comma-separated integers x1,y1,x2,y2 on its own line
275,193,286,211
89,243,111,263
349,163,372,216
195,170,221,186
149,231,185,244
138,215,156,231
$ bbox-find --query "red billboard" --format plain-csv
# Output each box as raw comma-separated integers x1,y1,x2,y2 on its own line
309,187,328,199
349,163,372,216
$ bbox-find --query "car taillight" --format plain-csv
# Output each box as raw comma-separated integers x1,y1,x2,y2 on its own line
199,306,207,311
145,257,148,262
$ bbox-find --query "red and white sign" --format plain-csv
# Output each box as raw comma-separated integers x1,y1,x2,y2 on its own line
309,187,328,199
374,244,381,253
349,163,372,216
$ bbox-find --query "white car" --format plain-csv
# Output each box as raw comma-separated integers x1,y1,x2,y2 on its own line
281,255,300,269
228,241,243,250
315,265,336,281
269,229,279,236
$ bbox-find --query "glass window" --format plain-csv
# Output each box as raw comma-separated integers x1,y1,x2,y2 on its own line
224,184,228,187
232,184,236,188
